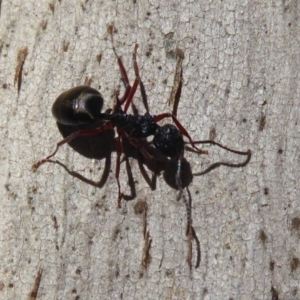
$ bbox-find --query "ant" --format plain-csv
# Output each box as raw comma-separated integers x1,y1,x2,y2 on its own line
33,28,251,268
32,34,208,202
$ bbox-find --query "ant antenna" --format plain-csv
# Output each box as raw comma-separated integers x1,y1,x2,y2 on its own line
185,140,251,176
191,139,250,156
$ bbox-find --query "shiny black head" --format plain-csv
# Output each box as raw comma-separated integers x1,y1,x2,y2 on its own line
52,86,104,126
153,124,184,158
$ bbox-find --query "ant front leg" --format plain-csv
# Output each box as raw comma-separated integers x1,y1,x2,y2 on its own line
32,123,113,170
154,113,208,155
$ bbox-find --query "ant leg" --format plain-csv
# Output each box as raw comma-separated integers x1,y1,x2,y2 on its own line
154,113,208,154
109,27,140,108
137,157,156,190
115,131,123,208
115,54,134,106
32,123,113,170
127,137,158,191
175,155,192,236
109,27,131,104
176,157,201,268
109,28,140,112
184,186,200,269
129,138,154,161
168,48,184,116
123,78,139,113
132,44,150,114
114,129,140,206
46,156,111,189
122,155,137,201
190,224,201,269
132,44,140,79
175,155,183,199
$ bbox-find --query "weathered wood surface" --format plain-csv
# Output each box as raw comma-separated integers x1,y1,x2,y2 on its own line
0,1,299,299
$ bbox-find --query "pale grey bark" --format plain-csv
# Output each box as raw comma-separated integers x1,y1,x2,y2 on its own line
0,1,299,299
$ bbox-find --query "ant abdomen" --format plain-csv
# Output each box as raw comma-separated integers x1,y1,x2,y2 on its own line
153,124,184,159
52,86,104,126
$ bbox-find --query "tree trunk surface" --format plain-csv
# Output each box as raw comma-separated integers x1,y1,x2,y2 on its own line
0,1,299,299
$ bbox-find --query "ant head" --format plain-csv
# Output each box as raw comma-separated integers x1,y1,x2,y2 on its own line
52,86,104,126
153,124,184,159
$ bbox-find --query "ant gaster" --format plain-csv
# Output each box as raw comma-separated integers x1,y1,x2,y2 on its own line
33,29,251,268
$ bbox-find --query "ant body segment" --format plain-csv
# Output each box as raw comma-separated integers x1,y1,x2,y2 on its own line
33,30,251,268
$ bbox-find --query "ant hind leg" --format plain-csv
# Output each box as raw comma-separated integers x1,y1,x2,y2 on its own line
32,124,112,170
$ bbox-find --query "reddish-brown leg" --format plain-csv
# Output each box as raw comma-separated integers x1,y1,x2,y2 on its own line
123,78,139,112
132,44,150,114
109,33,141,205
32,122,113,170
115,131,123,208
109,29,132,106
115,56,132,106
132,44,140,80
110,45,139,204
111,43,140,113
129,138,154,161
110,30,140,110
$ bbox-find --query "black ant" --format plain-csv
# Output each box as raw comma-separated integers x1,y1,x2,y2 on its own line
32,37,208,202
33,28,251,268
